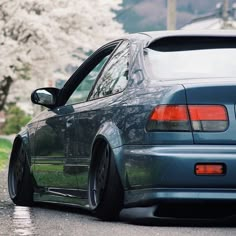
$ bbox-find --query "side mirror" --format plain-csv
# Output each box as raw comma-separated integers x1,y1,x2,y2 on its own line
31,87,60,108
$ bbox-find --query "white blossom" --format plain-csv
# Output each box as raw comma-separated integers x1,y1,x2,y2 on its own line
0,0,124,112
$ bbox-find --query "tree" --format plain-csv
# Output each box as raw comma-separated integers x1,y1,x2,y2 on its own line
0,0,124,110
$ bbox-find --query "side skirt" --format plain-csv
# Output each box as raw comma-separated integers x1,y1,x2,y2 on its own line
33,188,90,209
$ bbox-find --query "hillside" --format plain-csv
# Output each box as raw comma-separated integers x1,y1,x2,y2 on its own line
117,0,236,32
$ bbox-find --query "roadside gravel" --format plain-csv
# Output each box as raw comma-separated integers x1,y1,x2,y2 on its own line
0,164,14,235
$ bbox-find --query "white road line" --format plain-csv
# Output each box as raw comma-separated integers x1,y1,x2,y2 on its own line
13,206,35,236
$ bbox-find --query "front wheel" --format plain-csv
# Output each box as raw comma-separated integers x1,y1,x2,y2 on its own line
8,142,33,206
89,143,124,221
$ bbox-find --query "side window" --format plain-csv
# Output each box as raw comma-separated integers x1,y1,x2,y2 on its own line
89,41,129,100
66,55,109,105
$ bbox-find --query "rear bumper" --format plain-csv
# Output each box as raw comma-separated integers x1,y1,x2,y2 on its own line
125,188,236,207
115,145,236,207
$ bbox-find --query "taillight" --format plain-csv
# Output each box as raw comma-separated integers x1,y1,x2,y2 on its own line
147,105,191,131
188,105,228,132
146,105,228,132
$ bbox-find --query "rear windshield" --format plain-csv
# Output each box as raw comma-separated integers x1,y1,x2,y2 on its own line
145,47,236,80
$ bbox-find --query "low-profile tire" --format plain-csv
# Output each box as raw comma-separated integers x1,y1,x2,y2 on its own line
89,142,124,221
8,142,34,206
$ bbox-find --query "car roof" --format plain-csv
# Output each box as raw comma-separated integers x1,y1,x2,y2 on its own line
142,30,236,38
126,30,236,46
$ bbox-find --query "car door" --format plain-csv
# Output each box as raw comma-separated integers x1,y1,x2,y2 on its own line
62,40,130,194
32,105,78,190
32,40,122,194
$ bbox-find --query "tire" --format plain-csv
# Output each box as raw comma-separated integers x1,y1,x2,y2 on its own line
8,142,34,206
89,142,124,221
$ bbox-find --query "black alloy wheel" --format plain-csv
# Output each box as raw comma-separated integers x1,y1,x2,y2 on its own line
8,143,33,206
89,142,124,221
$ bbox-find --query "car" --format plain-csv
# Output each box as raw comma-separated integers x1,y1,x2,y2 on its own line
8,30,236,221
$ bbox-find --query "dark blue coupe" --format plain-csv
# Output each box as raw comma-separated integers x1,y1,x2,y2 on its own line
8,30,236,221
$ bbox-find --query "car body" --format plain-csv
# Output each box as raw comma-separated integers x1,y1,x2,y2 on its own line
8,30,236,220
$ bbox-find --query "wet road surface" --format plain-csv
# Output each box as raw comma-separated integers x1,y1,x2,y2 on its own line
2,166,236,236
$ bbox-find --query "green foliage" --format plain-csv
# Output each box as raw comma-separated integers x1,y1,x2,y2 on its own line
3,104,31,135
0,138,12,170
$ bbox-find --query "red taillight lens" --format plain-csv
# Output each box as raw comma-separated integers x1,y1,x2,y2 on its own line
188,105,227,121
147,105,191,131
188,105,228,132
147,105,228,132
150,105,189,121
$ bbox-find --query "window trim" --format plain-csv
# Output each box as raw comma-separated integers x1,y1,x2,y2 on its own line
57,40,123,107
65,54,111,106
87,40,130,102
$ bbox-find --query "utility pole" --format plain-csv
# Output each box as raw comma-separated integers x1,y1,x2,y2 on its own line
223,0,229,28
167,0,176,30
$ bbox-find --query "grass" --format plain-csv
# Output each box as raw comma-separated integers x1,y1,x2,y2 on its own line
0,138,12,170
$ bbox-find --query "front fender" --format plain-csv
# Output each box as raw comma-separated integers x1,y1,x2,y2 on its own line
18,129,30,147
11,129,31,167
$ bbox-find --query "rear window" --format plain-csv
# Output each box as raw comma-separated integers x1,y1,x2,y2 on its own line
145,36,236,80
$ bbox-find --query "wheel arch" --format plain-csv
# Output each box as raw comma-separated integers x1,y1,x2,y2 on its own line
92,121,123,150
89,122,125,186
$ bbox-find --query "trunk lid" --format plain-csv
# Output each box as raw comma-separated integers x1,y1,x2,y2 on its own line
184,81,236,144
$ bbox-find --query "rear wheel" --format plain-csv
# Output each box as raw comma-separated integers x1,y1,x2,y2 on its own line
8,142,33,206
89,142,124,221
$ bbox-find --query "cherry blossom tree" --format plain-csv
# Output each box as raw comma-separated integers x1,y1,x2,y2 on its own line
0,0,124,110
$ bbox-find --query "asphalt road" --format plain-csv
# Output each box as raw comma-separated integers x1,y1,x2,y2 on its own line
2,166,236,236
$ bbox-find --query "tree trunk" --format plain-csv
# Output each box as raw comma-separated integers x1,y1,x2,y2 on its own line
0,76,13,110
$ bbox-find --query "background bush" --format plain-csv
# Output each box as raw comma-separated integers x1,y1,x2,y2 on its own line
3,104,31,134
0,138,12,170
